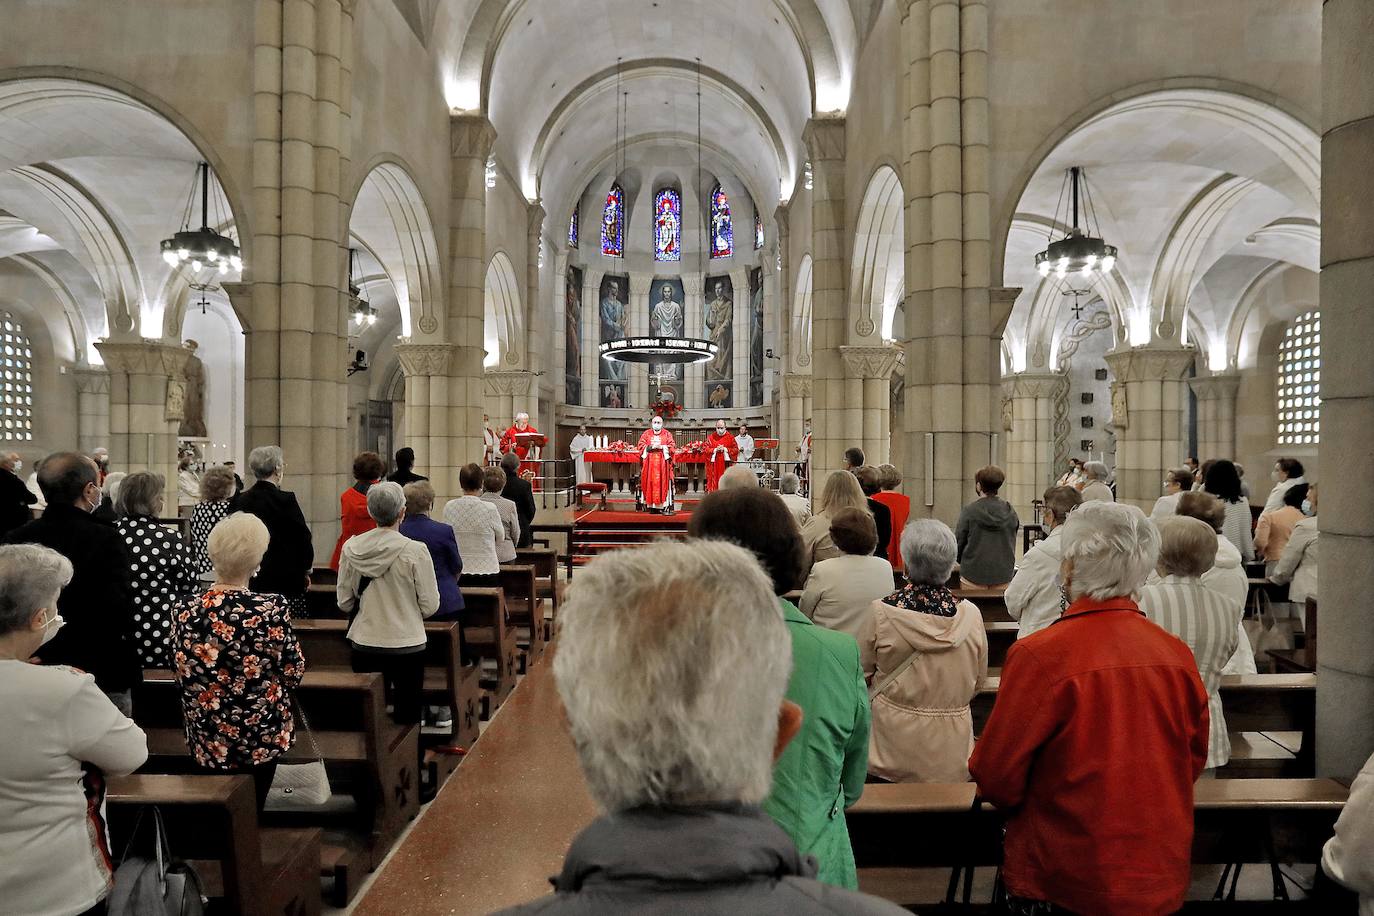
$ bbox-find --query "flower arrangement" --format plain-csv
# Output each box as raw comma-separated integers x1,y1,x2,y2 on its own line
675,440,709,459
650,398,682,420
607,439,635,452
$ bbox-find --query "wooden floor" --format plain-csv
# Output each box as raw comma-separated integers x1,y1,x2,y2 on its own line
353,651,597,915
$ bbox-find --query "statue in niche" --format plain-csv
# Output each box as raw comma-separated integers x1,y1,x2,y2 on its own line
178,339,207,438
1110,382,1129,430
704,277,734,381
1001,396,1014,432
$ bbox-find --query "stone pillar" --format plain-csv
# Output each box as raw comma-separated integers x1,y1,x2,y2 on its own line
840,344,903,465
448,114,498,472
1004,371,1062,520
95,340,192,486
1103,346,1194,510
683,275,704,409
1189,373,1240,463
628,275,652,408
803,116,847,486
582,268,600,407
1317,0,1374,776
73,367,111,453
782,374,812,470
525,201,545,377
395,343,457,499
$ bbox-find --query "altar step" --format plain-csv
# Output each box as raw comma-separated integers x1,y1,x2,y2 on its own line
571,507,692,564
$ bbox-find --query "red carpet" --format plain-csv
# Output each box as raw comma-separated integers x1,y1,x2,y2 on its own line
574,508,694,526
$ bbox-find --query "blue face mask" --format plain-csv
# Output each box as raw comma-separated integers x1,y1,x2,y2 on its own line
1301,499,1314,516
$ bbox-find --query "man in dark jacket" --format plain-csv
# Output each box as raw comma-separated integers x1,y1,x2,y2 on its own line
231,445,314,607
499,452,537,548
497,540,903,915
4,452,139,711
0,451,37,536
388,447,428,486
954,465,1021,587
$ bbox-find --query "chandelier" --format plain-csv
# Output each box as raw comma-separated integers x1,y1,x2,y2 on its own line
160,162,242,275
1035,166,1115,280
347,249,377,327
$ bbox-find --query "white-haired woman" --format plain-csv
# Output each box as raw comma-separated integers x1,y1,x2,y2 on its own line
798,470,872,580
1138,516,1242,771
173,512,304,810
116,471,198,668
859,519,987,783
0,544,148,916
1079,461,1115,503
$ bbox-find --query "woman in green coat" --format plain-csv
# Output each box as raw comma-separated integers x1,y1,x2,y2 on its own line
690,488,872,889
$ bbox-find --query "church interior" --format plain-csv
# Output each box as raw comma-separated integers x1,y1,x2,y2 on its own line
1,0,1372,913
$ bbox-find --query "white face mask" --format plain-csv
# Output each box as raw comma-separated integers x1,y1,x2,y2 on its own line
715,425,726,435
652,421,663,432
1272,470,1282,482
37,608,64,647
13,461,21,473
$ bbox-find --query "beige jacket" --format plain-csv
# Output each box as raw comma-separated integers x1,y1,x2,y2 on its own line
799,554,894,640
337,526,440,650
798,511,843,579
858,597,987,783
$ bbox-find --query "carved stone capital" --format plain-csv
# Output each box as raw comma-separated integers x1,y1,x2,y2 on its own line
802,116,846,163
95,340,192,379
483,369,535,397
1189,373,1241,401
783,375,814,398
1103,346,1195,384
840,343,903,380
394,343,455,377
72,366,110,395
1005,370,1063,400
449,114,497,161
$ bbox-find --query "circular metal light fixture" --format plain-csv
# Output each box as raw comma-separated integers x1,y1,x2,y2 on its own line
1035,166,1116,281
160,162,242,275
599,336,718,365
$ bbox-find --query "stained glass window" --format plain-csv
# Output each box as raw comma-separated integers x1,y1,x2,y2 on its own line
653,188,682,261
601,183,625,257
754,209,764,250
709,183,732,259
0,311,34,441
1277,309,1320,446
568,208,579,249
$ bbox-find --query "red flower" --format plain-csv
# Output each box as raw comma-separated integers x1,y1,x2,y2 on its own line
242,655,262,679
264,682,282,702
251,748,271,764
196,688,222,710
192,643,219,665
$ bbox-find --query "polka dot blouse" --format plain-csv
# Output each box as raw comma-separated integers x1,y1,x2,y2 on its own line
116,515,200,668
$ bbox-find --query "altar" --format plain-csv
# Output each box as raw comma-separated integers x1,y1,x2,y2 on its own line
581,437,783,496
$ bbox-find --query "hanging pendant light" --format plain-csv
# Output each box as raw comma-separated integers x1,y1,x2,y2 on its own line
1034,166,1116,281
347,248,377,327
160,162,242,275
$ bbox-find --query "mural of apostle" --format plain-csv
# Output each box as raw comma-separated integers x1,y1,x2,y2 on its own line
649,279,685,382
748,267,764,405
565,265,583,404
599,275,628,380
705,276,734,381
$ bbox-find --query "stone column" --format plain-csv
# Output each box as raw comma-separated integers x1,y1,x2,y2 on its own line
582,268,600,407
1103,346,1194,510
803,116,847,485
628,275,652,408
683,275,704,409
448,114,498,472
73,367,111,453
1189,373,1240,463
395,343,457,499
95,340,192,486
782,375,812,471
1317,0,1374,776
525,201,545,379
1004,371,1062,520
840,344,903,465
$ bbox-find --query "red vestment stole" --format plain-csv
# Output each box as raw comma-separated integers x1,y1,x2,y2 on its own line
637,429,676,507
500,424,542,483
704,431,739,492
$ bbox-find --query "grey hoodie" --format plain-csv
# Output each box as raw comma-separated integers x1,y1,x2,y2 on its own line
337,526,440,650
954,496,1020,586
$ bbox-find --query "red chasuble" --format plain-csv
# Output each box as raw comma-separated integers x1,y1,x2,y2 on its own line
704,431,739,492
499,422,543,482
637,428,677,509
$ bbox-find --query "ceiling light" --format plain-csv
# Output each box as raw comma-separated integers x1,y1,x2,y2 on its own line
160,162,243,277
1034,167,1117,291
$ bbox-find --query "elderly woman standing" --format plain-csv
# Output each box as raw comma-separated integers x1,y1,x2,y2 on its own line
234,445,314,617
1079,461,1115,502
1168,491,1256,675
190,465,238,578
173,512,305,810
330,451,386,570
1255,483,1308,576
116,471,198,667
1139,516,1242,771
0,544,148,916
480,466,520,563
399,481,463,621
444,463,504,588
860,519,987,783
1271,482,1319,606
798,470,872,580
799,508,894,639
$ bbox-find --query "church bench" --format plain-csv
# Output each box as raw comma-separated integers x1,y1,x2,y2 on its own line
846,778,1348,908
951,584,1012,622
984,621,1018,667
515,545,561,638
292,618,482,772
131,669,420,904
971,673,1316,777
461,586,519,714
107,773,322,916
529,521,575,579
498,563,547,667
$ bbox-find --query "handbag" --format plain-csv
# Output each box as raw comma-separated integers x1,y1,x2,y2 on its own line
107,807,206,916
268,697,332,808
868,647,922,700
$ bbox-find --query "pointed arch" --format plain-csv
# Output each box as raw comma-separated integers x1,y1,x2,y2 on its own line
792,253,814,370
484,251,522,368
849,165,903,342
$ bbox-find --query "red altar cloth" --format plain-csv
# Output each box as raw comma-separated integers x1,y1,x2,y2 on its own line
704,431,739,492
637,428,676,509
584,450,640,464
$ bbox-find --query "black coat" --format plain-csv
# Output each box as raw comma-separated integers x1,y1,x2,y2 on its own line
230,480,314,597
0,467,36,537
502,474,537,548
4,503,139,692
867,497,891,562
388,469,428,487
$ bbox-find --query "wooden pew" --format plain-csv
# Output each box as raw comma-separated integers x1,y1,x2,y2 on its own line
984,621,1017,668
292,619,482,770
131,669,420,904
952,584,1012,622
846,778,1348,907
498,563,547,667
529,521,574,579
515,545,561,638
108,774,321,916
462,586,519,714
971,673,1316,777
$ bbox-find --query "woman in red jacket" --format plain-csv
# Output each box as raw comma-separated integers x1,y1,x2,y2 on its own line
329,451,385,570
969,502,1209,916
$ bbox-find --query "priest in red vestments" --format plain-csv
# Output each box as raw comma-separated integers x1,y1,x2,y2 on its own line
704,419,738,493
637,416,676,512
499,411,543,482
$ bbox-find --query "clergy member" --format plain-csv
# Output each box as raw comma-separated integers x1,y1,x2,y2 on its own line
637,416,676,513
500,412,543,480
570,424,594,484
483,414,498,465
736,424,755,461
795,420,812,487
704,420,739,492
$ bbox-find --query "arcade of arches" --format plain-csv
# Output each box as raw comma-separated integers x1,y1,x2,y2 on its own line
3,0,1374,899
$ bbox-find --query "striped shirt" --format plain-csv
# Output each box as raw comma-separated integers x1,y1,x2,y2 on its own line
1138,575,1242,768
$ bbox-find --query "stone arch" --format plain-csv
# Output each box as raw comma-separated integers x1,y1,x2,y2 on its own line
791,253,814,370
848,165,903,342
484,251,522,368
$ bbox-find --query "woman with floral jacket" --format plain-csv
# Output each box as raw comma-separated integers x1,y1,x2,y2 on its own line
172,512,305,810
